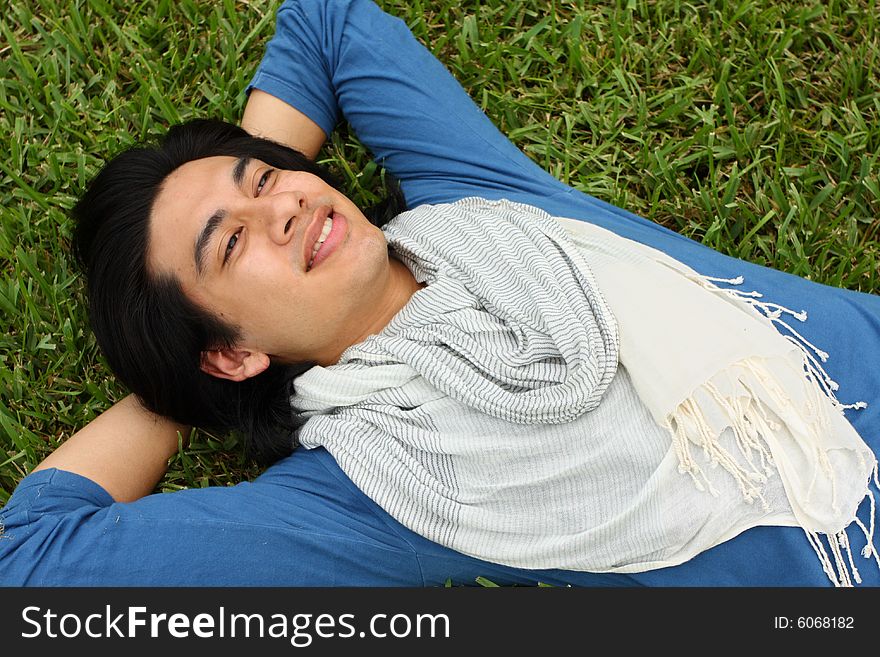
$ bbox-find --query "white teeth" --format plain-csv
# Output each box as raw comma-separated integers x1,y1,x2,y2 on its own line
308,217,333,270
318,217,333,241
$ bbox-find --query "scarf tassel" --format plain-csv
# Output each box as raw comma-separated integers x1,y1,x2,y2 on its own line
668,273,880,587
806,468,880,588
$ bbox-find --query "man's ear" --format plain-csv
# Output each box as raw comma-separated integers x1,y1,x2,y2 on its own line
200,348,271,382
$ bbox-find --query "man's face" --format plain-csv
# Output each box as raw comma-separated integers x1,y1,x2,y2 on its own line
148,155,392,369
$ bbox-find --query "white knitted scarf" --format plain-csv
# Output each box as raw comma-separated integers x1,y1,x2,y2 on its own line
293,198,879,585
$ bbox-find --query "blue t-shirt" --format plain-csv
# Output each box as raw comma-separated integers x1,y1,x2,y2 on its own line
3,0,878,587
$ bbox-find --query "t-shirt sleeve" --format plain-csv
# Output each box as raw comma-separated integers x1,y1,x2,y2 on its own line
246,0,568,209
0,469,115,585
0,456,427,586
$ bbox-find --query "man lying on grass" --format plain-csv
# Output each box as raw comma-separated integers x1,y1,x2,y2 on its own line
2,0,878,586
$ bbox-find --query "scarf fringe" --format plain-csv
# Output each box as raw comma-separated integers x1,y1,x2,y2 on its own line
805,470,880,588
672,273,879,587
700,275,869,413
668,393,776,510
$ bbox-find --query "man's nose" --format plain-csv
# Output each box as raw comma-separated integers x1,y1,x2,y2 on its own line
261,191,306,242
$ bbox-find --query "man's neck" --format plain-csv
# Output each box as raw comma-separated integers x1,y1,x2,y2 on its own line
322,255,424,365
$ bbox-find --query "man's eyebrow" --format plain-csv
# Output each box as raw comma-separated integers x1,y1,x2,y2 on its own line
232,155,251,188
194,210,227,277
193,157,251,276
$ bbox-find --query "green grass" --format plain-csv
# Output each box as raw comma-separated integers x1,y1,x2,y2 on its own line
1,0,879,502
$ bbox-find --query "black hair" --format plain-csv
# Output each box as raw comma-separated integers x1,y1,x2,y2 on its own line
73,118,405,464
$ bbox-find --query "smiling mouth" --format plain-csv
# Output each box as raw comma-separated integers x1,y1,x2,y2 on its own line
307,216,334,270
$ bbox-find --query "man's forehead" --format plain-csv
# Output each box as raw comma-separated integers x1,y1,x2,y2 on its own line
157,157,235,213
149,156,237,273
167,155,237,183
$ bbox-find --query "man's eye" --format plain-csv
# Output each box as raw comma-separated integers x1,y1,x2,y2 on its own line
223,230,241,264
256,169,274,196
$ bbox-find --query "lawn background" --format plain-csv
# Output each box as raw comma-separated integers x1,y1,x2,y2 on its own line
1,0,878,502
